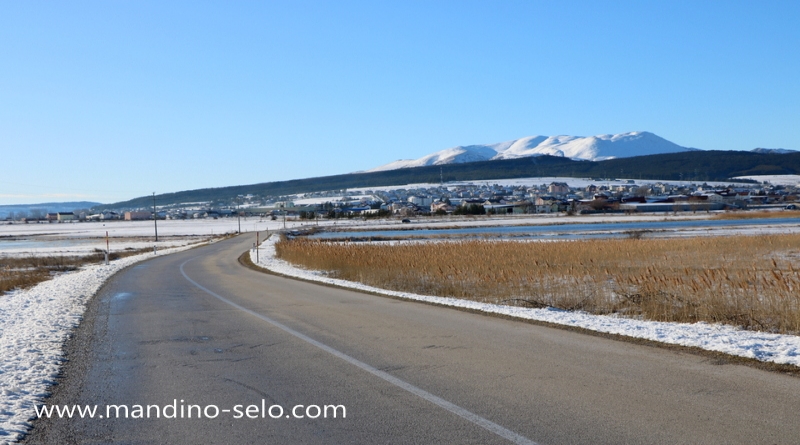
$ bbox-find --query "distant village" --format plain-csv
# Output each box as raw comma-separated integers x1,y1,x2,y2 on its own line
5,179,800,223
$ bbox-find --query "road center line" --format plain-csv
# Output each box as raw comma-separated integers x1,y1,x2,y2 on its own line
180,258,538,445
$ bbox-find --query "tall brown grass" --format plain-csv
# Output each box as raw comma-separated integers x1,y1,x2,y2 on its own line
714,210,800,220
0,248,148,294
276,235,800,334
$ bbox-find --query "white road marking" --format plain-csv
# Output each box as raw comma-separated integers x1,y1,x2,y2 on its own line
180,258,538,445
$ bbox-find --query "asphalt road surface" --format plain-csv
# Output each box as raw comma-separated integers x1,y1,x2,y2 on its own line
24,234,800,444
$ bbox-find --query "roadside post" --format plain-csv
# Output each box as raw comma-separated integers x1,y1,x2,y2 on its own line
153,192,158,242
105,231,109,265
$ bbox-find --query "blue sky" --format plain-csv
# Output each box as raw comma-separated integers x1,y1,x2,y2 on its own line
2,1,799,205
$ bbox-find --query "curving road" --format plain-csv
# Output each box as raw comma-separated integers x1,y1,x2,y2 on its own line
25,234,800,444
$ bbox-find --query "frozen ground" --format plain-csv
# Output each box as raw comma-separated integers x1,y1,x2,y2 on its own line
252,234,800,368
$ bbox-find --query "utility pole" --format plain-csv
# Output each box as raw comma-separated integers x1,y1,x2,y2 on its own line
152,192,158,242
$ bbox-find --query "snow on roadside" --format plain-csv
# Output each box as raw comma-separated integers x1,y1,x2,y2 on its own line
0,243,201,443
252,234,800,367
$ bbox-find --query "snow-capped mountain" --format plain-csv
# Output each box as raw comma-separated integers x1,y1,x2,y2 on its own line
367,131,699,172
751,148,796,154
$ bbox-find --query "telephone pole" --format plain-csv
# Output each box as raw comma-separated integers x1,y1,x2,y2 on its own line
152,192,158,242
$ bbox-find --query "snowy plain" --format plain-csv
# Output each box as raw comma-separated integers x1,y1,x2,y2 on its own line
0,218,332,258
732,174,800,186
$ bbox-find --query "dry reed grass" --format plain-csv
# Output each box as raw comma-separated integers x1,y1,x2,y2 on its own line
713,210,800,220
0,248,148,294
277,234,800,334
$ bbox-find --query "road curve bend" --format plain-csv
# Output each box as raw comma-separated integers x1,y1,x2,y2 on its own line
24,234,800,444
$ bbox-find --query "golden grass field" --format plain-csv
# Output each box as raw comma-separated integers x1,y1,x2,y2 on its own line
277,234,800,334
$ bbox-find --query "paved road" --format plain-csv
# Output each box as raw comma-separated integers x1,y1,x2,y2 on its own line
25,234,800,444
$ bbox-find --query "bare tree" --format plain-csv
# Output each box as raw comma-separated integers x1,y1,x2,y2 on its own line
29,209,45,220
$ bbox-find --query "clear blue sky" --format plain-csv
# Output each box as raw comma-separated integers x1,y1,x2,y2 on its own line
2,0,799,205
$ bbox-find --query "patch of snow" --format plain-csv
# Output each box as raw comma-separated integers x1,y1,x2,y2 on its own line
292,195,381,206
751,148,796,154
732,175,800,186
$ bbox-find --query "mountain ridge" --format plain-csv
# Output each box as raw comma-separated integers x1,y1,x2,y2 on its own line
367,131,699,172
93,150,800,211
751,148,797,154
0,201,101,219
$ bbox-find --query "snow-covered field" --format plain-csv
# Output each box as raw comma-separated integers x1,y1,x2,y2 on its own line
732,174,800,186
252,234,800,367
0,218,260,239
0,217,389,241
0,218,353,258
